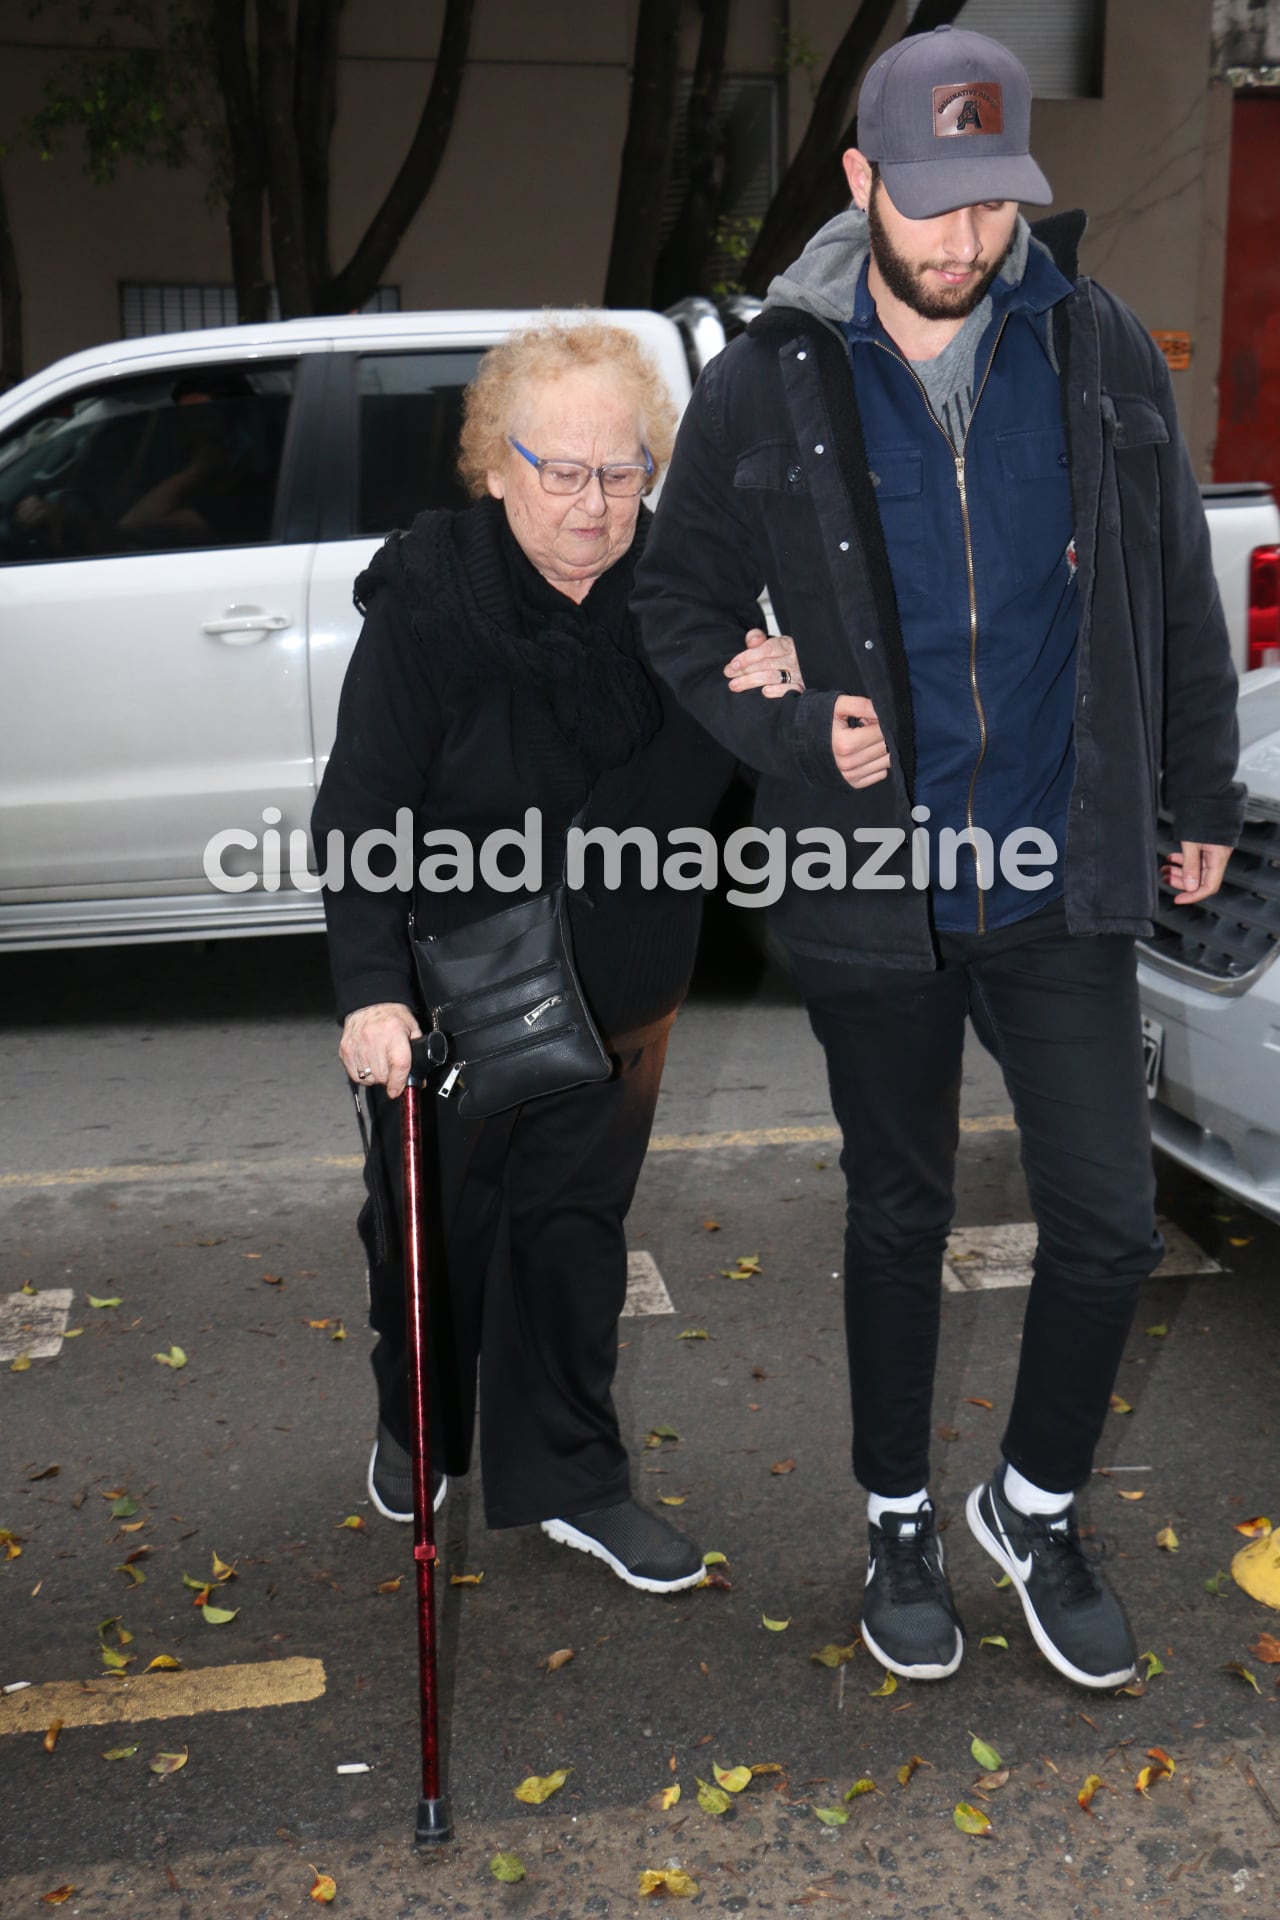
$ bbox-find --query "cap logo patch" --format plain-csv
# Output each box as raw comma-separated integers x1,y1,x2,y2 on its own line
932,82,1004,137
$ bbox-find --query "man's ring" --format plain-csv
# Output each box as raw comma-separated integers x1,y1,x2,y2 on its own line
777,668,791,685
357,1065,373,1080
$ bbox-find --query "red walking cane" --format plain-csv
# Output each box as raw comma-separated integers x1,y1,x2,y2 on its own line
402,1032,453,1844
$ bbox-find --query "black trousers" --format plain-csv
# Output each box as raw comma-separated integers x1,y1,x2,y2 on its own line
795,901,1163,1499
358,1030,670,1529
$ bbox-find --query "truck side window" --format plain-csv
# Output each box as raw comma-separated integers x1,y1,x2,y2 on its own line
355,351,484,534
0,362,296,565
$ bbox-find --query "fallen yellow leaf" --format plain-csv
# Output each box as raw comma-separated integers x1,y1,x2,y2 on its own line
868,1670,897,1698
152,1346,187,1369
954,1802,992,1835
375,1577,402,1594
450,1571,484,1586
1235,1516,1273,1538
1233,1529,1280,1607
513,1767,571,1805
844,1777,878,1800
638,1868,699,1897
1109,1394,1132,1414
489,1853,525,1884
144,1655,183,1672
211,1552,237,1582
712,1762,752,1793
761,1614,790,1632
309,1868,337,1903
149,1747,189,1776
1077,1774,1106,1812
813,1805,849,1826
1118,1489,1146,1501
810,1641,860,1668
657,1495,687,1506
43,1719,63,1753
1155,1526,1179,1552
660,1783,681,1810
337,1515,366,1531
543,1648,574,1673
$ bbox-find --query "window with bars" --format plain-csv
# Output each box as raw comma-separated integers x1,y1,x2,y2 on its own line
119,283,401,338
660,75,780,292
905,0,1106,98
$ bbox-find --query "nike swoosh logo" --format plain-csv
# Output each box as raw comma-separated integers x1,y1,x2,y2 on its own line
865,1557,876,1585
994,1511,1033,1581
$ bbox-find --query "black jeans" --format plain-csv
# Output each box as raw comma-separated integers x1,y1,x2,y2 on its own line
358,1030,670,1529
795,901,1162,1499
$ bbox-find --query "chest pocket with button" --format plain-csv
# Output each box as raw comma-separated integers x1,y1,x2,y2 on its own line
1101,393,1168,547
996,424,1074,597
864,447,928,603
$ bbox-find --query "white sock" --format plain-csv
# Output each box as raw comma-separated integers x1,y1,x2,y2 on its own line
867,1487,929,1526
1002,1463,1072,1517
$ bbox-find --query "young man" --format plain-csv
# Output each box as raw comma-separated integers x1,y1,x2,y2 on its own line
635,26,1242,1690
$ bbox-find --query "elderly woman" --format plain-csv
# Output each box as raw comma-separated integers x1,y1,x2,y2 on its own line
314,319,801,1593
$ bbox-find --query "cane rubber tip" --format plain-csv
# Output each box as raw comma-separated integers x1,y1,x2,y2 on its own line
415,1795,453,1845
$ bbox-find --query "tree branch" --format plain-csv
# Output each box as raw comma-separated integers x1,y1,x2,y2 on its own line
294,0,343,294
257,0,313,316
212,0,269,323
0,156,24,390
653,0,732,308
322,0,475,315
602,0,682,309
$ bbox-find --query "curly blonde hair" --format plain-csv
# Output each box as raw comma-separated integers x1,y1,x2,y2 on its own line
457,317,678,498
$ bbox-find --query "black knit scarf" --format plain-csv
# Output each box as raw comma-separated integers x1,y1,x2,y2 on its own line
388,495,663,782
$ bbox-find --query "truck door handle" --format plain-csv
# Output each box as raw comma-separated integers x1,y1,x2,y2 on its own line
203,607,293,644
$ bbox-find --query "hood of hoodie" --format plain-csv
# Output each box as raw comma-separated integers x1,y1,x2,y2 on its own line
763,207,1070,330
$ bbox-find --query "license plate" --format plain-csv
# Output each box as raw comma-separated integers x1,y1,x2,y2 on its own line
1141,1016,1164,1100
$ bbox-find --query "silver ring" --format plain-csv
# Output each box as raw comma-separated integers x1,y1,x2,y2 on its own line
357,1066,373,1080
778,668,791,685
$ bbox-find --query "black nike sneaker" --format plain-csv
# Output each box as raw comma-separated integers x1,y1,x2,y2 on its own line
859,1502,964,1680
966,1466,1137,1690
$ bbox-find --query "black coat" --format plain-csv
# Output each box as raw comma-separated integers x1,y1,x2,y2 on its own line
313,498,733,1043
634,211,1245,968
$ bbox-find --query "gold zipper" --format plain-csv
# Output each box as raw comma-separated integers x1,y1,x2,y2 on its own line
872,314,1009,932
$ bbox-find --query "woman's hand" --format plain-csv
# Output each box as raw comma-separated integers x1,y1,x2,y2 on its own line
339,1002,422,1100
724,627,806,698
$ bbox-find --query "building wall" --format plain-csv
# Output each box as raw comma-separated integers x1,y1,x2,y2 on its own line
0,0,1230,466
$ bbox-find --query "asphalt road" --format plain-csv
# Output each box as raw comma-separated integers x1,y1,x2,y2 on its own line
2,929,1278,1920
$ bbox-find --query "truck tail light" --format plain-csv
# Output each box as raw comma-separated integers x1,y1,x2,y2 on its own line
1248,545,1280,671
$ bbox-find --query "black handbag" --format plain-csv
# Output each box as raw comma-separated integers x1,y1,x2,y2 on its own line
410,845,610,1118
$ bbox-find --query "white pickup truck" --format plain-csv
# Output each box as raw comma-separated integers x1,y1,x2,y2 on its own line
1,305,1275,951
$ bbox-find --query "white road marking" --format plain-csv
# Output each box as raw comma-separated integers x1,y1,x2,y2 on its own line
622,1251,674,1317
0,1288,73,1361
943,1218,1221,1293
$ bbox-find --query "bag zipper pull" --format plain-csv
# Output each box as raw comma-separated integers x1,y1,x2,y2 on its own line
437,1063,463,1099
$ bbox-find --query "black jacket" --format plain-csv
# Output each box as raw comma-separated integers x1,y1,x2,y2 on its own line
313,499,733,1043
634,211,1245,968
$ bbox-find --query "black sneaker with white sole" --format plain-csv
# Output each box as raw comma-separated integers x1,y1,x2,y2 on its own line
367,1421,447,1523
966,1467,1137,1690
541,1499,705,1594
860,1503,964,1680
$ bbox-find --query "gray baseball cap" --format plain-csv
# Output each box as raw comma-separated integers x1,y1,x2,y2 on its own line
857,25,1052,219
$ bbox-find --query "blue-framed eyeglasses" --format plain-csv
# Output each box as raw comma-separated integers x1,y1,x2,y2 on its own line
507,436,655,497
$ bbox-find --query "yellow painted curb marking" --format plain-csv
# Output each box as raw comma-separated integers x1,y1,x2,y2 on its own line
0,1117,1016,1192
0,1657,326,1735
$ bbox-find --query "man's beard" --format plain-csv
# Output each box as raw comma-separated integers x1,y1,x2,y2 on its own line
867,182,1011,321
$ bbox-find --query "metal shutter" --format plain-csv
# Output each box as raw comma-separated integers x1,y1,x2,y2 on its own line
905,0,1105,99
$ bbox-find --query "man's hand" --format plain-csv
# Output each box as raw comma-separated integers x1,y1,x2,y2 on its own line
832,694,890,788
1162,841,1232,906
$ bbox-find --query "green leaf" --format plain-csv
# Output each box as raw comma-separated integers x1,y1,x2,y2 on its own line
761,1614,790,1632
1140,1649,1165,1680
969,1734,1003,1772
109,1495,138,1519
701,1551,728,1567
813,1805,849,1826
489,1852,526,1883
809,1641,860,1668
843,1778,878,1800
201,1603,238,1625
1205,1569,1229,1596
979,1635,1008,1650
101,1744,139,1760
696,1776,732,1815
87,1296,122,1309
676,1329,709,1340
153,1345,187,1369
991,1572,1012,1589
